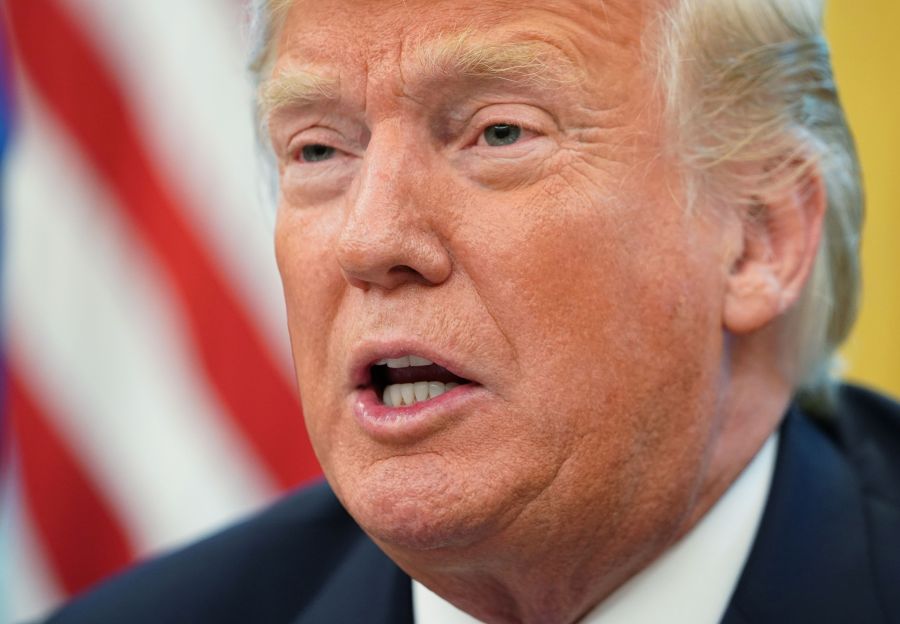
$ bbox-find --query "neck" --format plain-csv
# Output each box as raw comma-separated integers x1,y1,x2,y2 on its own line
387,535,655,624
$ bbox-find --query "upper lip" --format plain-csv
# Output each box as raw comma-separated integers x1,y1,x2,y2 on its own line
348,340,479,390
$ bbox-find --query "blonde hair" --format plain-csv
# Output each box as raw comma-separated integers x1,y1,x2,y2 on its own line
655,0,862,411
248,0,863,411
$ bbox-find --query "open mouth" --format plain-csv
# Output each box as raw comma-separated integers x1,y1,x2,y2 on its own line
368,355,472,408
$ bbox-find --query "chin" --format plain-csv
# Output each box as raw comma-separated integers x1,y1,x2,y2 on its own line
332,454,509,553
355,495,494,553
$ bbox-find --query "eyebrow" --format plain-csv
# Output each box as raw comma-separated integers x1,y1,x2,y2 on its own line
412,30,582,89
259,30,582,120
258,69,340,120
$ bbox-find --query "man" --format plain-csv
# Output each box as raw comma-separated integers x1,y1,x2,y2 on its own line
45,0,899,622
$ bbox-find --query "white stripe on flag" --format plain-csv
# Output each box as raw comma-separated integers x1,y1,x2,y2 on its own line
4,79,276,556
0,461,64,624
57,0,293,376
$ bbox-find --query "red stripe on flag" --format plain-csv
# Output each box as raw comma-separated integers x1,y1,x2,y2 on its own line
6,0,319,489
7,369,135,595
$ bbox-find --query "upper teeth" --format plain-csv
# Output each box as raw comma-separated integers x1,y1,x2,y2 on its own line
377,355,433,368
383,382,459,408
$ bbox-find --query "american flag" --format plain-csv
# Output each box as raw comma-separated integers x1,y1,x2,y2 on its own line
0,1,321,621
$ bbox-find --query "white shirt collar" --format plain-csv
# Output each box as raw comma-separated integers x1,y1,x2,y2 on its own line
412,434,778,623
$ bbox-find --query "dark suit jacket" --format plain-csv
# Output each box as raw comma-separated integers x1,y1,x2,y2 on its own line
44,385,900,624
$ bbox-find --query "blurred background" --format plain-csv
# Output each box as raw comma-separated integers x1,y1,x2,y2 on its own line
0,1,897,622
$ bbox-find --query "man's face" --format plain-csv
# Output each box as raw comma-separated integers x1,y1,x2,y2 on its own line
272,0,731,567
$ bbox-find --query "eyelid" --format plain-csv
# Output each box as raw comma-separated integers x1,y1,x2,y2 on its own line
464,118,547,154
285,123,353,152
285,126,359,163
287,137,333,161
463,105,553,148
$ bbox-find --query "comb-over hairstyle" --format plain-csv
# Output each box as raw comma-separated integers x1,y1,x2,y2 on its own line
247,0,863,411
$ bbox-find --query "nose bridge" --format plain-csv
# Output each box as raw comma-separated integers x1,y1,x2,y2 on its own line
335,123,451,289
350,124,416,228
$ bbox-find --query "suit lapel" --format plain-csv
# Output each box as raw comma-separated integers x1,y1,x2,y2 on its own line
720,408,884,623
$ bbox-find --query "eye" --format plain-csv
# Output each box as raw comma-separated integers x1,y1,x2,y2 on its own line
482,124,522,147
298,144,337,163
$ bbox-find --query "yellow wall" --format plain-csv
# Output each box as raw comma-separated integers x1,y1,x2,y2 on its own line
826,1,900,397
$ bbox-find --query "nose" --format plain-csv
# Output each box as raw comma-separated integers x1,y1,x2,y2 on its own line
336,128,452,291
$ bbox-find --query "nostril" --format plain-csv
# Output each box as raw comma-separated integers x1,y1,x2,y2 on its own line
387,264,428,284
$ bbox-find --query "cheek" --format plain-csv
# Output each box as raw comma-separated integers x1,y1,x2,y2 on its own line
461,176,726,454
468,187,698,349
275,209,345,430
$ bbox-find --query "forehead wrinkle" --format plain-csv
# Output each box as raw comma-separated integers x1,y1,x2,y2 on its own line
406,29,585,91
259,68,341,120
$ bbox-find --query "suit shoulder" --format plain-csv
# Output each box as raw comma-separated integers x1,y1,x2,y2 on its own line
722,387,900,624
829,384,900,506
826,384,900,621
45,481,367,624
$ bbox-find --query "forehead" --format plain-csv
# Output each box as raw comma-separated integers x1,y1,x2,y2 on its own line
273,0,654,81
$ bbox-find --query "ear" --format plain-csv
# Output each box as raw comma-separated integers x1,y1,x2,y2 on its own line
723,164,826,335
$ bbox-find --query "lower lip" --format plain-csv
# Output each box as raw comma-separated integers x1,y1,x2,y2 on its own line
352,384,486,442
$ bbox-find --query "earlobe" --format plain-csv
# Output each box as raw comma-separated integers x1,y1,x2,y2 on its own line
722,165,826,335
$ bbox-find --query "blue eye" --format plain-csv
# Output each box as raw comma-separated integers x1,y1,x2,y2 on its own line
483,124,522,146
300,144,336,162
